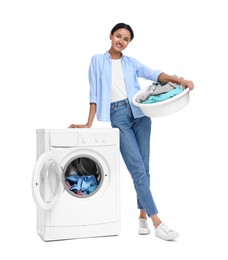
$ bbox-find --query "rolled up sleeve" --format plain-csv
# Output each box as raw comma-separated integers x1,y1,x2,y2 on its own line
89,57,97,104
132,57,162,82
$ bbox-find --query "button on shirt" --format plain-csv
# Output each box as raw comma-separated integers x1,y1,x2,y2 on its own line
89,51,162,122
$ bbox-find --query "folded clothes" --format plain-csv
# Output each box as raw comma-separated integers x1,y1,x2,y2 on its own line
65,175,98,195
142,86,183,104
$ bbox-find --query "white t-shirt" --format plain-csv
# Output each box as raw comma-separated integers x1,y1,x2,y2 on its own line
111,59,128,102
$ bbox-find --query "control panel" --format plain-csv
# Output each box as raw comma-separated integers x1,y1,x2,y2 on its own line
78,131,117,146
43,128,119,148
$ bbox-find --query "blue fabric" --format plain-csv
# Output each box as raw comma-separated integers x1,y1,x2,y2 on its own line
89,51,162,122
110,99,158,217
142,86,183,104
66,175,98,195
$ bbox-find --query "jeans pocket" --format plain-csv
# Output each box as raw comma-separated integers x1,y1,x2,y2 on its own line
110,105,128,127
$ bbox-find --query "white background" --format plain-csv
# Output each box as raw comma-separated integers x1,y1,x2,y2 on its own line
1,0,227,259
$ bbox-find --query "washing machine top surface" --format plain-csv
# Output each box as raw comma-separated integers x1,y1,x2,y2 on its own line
37,128,119,147
36,128,117,133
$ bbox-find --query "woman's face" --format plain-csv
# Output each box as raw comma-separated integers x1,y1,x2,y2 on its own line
110,28,131,52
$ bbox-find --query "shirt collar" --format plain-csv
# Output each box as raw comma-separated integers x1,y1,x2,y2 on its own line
105,50,125,60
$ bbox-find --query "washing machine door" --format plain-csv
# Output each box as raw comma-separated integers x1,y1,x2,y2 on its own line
32,152,64,210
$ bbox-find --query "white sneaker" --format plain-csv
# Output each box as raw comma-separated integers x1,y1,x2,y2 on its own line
138,218,150,235
155,223,179,241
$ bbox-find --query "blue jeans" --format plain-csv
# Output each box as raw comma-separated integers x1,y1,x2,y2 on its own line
110,99,158,217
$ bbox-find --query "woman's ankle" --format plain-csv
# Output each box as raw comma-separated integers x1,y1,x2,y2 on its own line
151,214,162,228
139,209,147,219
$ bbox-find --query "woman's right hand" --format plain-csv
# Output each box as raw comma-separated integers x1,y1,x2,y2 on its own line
69,103,96,129
68,123,91,128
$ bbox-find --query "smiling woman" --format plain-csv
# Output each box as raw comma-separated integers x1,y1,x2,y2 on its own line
69,22,194,241
108,24,133,59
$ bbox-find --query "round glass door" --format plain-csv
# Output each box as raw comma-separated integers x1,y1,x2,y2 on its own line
32,152,64,209
64,156,103,198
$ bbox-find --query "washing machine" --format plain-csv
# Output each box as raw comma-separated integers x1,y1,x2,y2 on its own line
32,128,120,241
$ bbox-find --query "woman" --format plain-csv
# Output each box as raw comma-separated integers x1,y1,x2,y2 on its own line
69,23,194,241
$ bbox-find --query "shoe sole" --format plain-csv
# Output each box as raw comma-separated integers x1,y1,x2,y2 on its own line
138,231,150,235
155,233,179,241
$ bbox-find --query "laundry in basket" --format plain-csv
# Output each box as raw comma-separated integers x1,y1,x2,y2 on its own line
132,82,190,117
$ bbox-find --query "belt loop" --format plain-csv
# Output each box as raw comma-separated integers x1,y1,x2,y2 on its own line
111,98,129,109
112,101,118,108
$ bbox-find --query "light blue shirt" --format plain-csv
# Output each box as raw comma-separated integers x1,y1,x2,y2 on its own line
89,51,162,122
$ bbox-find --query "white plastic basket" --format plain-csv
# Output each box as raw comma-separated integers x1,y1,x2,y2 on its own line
132,87,190,117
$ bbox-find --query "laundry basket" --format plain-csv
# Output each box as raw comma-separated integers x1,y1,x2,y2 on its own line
132,87,190,117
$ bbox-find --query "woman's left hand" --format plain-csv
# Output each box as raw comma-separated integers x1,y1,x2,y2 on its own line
157,73,194,91
180,79,194,91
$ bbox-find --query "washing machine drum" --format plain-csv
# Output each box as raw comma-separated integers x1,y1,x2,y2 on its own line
65,157,101,197
76,158,98,176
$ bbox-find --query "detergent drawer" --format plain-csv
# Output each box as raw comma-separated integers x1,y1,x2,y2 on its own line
50,132,79,147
